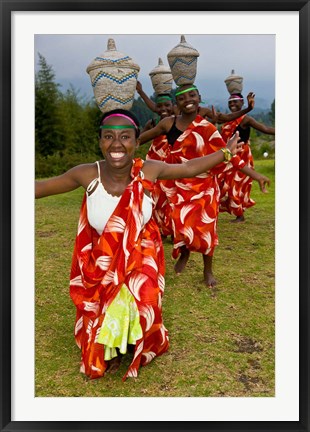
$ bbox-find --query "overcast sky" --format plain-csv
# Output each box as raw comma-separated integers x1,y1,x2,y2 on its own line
34,34,275,108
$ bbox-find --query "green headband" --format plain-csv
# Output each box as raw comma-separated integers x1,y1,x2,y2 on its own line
175,86,198,96
100,125,136,130
156,95,172,103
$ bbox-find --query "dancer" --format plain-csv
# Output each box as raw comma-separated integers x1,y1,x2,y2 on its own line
136,82,175,237
35,108,244,380
138,85,270,287
219,92,275,222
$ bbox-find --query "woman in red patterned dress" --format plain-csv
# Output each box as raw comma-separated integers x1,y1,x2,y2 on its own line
138,85,270,288
35,108,243,381
136,82,175,238
219,93,275,222
136,81,256,239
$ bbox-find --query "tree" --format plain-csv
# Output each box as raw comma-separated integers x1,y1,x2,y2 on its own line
59,88,102,157
35,53,64,157
58,85,89,154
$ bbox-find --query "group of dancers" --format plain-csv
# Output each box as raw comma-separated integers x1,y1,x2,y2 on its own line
35,74,274,381
136,81,274,286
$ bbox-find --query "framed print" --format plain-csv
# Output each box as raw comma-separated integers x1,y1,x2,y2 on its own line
1,0,309,431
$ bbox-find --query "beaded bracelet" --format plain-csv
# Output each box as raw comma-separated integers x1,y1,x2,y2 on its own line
220,147,233,162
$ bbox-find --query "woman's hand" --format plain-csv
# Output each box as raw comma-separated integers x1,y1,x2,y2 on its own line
256,174,270,193
247,92,255,110
207,106,219,124
240,166,270,193
226,131,244,155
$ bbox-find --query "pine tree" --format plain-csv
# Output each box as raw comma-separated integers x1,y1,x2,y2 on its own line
59,86,101,156
35,53,64,156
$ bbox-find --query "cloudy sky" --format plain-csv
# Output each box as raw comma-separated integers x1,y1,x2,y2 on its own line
34,34,275,109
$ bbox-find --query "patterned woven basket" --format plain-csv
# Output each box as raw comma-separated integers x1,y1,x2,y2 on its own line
224,69,244,94
167,35,200,86
149,58,173,95
86,38,140,113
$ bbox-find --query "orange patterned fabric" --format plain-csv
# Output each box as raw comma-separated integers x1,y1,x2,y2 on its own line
161,115,230,259
146,135,174,237
69,158,169,381
219,116,255,216
146,134,170,162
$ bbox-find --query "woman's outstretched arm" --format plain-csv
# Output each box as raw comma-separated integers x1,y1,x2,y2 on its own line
143,132,242,180
35,164,91,198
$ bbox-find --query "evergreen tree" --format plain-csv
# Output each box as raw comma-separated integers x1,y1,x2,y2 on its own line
83,101,103,157
35,53,64,156
59,85,89,154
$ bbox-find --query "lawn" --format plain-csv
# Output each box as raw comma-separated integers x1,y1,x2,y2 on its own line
35,159,275,397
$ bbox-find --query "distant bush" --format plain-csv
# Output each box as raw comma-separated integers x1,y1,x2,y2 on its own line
35,146,152,178
250,133,275,160
35,151,100,178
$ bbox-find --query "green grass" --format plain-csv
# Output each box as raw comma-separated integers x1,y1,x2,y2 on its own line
35,159,275,397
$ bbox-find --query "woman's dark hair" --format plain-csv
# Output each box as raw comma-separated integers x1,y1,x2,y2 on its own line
98,108,140,138
157,93,172,98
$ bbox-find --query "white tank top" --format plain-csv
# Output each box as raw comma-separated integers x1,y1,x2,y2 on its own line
86,161,153,235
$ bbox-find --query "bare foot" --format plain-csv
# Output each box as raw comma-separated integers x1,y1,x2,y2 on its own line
204,271,217,288
174,247,190,274
106,355,122,374
231,215,245,223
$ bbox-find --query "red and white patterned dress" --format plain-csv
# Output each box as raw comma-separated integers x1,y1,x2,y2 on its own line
161,114,245,259
218,116,255,216
146,135,174,237
69,158,169,381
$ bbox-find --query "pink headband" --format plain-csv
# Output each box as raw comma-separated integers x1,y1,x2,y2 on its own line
229,95,244,101
103,113,138,128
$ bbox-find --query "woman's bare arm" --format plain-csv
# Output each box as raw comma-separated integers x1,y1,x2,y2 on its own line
200,92,256,124
138,117,173,145
35,164,94,198
143,132,242,180
136,81,158,113
242,116,275,134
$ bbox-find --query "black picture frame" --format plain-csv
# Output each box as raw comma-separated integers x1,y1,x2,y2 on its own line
1,1,309,431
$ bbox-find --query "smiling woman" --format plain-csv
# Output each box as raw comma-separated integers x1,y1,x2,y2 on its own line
137,84,270,287
34,107,244,381
218,92,275,222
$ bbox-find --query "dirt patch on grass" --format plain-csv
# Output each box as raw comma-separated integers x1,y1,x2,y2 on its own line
238,372,261,391
233,335,263,353
37,230,56,237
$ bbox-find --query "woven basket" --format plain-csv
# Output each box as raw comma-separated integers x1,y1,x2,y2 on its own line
167,35,200,86
149,58,173,95
224,69,244,94
86,38,140,113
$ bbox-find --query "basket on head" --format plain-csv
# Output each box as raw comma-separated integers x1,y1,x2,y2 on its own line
167,35,200,86
86,38,140,113
224,69,243,95
149,58,173,95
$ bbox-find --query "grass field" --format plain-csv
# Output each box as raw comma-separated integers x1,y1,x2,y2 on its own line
35,159,275,397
